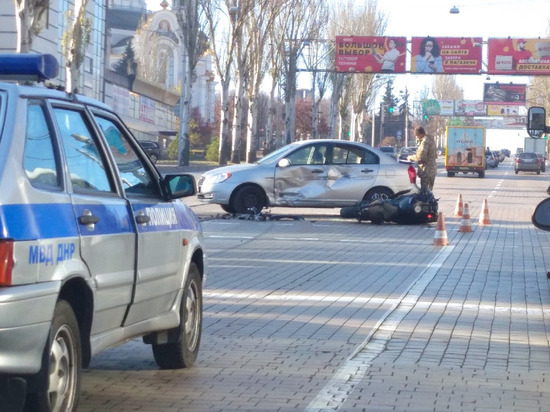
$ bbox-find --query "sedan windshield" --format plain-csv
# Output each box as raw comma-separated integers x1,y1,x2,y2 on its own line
257,142,301,164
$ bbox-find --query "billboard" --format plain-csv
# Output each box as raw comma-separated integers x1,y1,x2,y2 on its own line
454,100,486,116
487,38,550,75
483,83,526,105
486,105,522,116
411,37,482,74
335,36,406,73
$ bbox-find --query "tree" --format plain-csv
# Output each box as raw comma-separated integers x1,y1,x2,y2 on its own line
202,0,246,165
328,0,387,142
431,75,463,144
276,0,328,144
14,0,49,53
295,97,312,138
62,0,91,93
173,0,209,166
527,23,550,116
243,0,283,162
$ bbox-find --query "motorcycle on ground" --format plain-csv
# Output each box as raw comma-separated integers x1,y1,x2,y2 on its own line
340,188,439,224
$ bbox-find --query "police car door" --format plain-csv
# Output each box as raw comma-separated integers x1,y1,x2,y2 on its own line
51,104,135,335
92,113,184,326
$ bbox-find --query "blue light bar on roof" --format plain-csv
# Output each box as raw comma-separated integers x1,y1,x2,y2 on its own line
0,54,59,82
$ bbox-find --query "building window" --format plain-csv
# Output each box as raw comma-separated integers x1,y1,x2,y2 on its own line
85,56,93,74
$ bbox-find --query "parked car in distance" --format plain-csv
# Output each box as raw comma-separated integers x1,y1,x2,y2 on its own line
198,139,420,214
515,151,542,174
501,148,511,157
379,145,398,160
398,146,417,161
486,151,499,168
0,54,207,411
138,139,162,162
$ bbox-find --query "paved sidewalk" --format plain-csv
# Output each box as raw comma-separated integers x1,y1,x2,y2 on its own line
308,168,550,411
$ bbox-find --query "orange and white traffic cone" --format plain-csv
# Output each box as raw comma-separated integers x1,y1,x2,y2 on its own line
433,212,449,246
479,198,491,225
459,202,473,233
454,194,463,217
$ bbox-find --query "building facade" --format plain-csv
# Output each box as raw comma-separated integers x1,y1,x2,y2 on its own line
0,0,216,147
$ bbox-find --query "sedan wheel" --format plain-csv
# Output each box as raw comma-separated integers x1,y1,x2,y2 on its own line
363,187,393,203
231,186,266,214
220,204,236,214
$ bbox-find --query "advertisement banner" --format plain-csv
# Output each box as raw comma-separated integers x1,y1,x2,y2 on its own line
483,83,526,106
454,100,486,116
335,36,406,73
411,37,482,74
487,38,550,75
471,117,526,129
486,105,522,116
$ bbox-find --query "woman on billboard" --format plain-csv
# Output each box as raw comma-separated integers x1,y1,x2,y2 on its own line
415,36,443,73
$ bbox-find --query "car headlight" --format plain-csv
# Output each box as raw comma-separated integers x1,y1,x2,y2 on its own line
203,172,232,185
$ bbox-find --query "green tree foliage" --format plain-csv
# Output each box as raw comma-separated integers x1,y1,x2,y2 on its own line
205,137,220,162
166,108,213,160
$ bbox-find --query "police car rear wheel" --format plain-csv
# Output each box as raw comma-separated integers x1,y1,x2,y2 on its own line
153,263,202,369
26,300,81,412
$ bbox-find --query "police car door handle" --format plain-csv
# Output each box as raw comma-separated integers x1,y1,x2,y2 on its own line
310,169,324,174
361,168,374,173
78,210,99,225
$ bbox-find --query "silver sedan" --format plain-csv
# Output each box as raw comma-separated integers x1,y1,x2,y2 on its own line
197,139,420,213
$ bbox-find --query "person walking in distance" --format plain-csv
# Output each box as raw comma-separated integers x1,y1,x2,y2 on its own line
409,126,437,191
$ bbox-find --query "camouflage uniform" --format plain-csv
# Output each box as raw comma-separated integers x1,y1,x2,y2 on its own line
415,134,438,191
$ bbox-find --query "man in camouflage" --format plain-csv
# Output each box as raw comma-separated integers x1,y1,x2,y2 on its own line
409,126,437,191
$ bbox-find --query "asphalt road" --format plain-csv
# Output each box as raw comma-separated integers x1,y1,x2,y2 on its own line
79,157,550,411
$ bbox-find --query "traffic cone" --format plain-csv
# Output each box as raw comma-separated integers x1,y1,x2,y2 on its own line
459,203,473,233
454,194,463,217
479,198,491,225
433,212,449,246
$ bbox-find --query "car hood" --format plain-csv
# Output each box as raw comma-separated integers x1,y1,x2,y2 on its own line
201,163,262,177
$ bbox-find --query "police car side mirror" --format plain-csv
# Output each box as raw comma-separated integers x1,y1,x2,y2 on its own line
527,107,548,138
163,174,196,198
532,197,550,231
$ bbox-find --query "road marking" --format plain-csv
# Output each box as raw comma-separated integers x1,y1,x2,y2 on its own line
304,245,455,411
203,290,549,315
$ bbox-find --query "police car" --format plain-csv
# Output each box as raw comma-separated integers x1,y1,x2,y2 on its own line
0,54,207,411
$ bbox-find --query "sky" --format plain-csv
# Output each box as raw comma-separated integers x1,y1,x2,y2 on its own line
146,0,550,149
376,0,550,149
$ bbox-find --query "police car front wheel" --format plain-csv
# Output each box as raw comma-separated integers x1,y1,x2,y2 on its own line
152,262,202,369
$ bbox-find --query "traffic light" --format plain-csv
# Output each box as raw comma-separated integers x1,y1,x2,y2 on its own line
388,106,394,114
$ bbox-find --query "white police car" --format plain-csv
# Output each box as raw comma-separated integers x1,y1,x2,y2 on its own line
0,54,207,411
